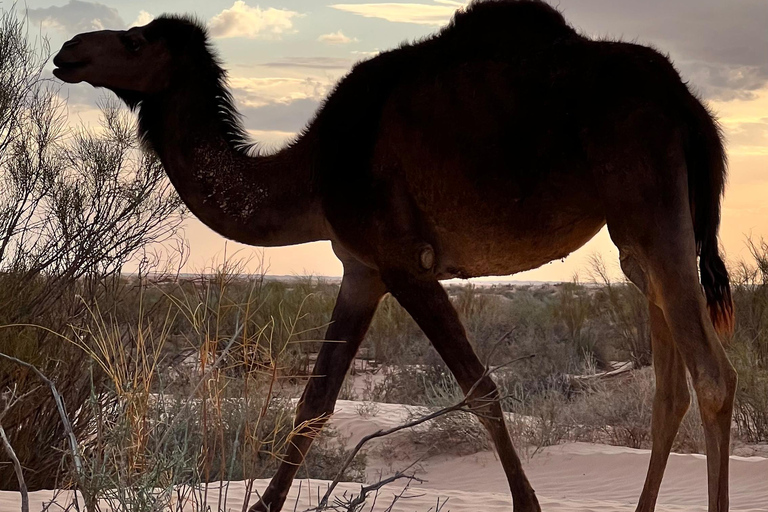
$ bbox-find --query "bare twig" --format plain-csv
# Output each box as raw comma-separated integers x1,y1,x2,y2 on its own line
0,423,28,512
317,400,467,508
0,352,84,479
323,472,424,512
0,384,41,423
381,475,423,512
317,355,534,509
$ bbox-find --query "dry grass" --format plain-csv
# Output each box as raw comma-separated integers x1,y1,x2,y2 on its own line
3,260,767,508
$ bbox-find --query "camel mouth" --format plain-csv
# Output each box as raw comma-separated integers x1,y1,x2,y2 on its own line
52,49,91,78
52,59,89,82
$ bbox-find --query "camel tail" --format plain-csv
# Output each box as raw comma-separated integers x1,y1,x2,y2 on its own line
685,96,734,338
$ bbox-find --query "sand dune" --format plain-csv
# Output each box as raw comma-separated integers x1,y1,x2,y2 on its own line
4,400,766,511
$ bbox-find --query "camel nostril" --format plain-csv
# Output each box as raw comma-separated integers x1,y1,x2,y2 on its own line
62,36,82,49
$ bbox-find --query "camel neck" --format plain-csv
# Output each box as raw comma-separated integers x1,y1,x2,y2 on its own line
138,88,328,247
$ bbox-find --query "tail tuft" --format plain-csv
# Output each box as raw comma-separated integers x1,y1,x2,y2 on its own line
685,93,733,340
701,243,734,338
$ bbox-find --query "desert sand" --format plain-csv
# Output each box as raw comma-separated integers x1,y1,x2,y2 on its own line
5,400,767,511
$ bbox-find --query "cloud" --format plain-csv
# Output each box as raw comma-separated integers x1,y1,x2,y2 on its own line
131,10,154,28
228,75,334,132
318,30,358,45
554,0,768,102
239,98,320,132
261,57,354,70
722,119,768,154
676,62,768,102
351,50,380,58
229,76,331,108
208,1,300,39
330,0,768,102
28,0,124,33
330,1,466,25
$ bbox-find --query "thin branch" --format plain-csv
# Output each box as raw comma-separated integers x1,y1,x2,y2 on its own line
317,355,534,509
0,384,42,423
0,423,28,512
317,401,464,508
324,473,424,512
0,352,84,478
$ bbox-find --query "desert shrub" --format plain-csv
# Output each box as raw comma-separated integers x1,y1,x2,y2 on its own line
566,371,654,448
301,425,367,482
732,238,768,360
362,363,461,406
365,294,426,364
730,342,768,443
64,271,364,511
407,410,491,457
553,280,604,365
509,387,570,452
565,368,704,452
588,256,651,367
452,285,519,357
0,8,182,491
730,238,768,442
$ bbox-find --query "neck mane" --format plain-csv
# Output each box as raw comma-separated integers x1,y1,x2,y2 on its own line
128,47,328,247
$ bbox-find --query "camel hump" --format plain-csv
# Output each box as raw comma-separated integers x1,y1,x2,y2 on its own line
444,0,575,45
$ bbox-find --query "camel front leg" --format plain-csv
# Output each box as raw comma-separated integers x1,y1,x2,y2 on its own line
383,268,540,512
636,302,691,512
250,263,385,512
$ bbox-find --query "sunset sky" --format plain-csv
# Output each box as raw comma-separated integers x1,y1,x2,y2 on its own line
20,0,768,281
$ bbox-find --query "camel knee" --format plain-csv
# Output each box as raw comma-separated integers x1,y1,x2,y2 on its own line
693,363,737,417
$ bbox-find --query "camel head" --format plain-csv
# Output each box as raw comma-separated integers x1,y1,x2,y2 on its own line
53,16,216,106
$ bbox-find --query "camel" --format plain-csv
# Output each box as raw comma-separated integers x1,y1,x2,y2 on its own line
52,1,737,511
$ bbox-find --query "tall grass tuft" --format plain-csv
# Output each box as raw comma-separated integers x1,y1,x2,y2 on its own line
730,238,768,442
0,7,182,491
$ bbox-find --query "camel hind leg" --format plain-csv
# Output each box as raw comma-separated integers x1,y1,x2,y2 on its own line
604,160,736,512
618,255,691,511
640,249,735,512
637,300,692,511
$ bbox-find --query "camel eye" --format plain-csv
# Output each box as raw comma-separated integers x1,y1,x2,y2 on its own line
123,37,142,53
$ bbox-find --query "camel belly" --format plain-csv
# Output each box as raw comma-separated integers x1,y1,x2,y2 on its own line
407,168,606,279
432,213,605,279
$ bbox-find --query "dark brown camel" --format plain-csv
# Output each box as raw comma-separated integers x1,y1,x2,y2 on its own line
52,1,737,511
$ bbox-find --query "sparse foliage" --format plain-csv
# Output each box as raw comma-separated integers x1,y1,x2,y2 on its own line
0,7,182,491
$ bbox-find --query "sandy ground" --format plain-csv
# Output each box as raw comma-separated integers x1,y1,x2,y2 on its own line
5,400,767,511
